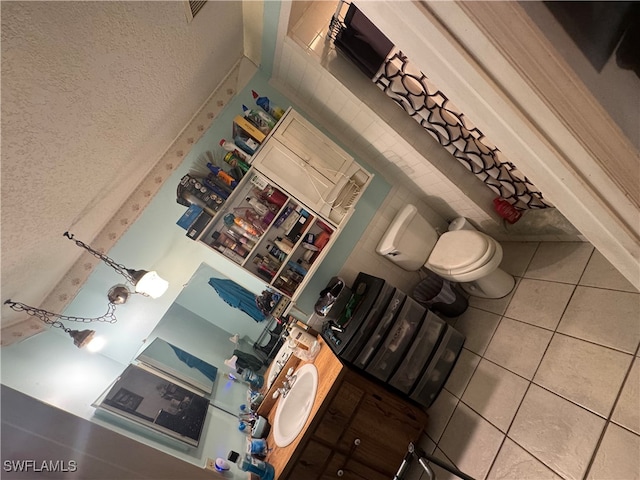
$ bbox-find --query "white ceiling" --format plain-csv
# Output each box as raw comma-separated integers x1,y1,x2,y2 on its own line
1,1,245,326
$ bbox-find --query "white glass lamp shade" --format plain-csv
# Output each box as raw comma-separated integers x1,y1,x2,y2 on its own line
134,271,169,298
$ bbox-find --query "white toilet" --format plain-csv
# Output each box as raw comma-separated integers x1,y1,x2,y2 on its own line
376,204,515,299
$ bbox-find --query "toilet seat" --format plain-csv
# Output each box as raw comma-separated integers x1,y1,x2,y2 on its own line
426,231,496,276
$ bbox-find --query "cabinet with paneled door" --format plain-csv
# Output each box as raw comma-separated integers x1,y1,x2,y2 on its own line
193,108,372,301
283,368,427,480
251,109,372,228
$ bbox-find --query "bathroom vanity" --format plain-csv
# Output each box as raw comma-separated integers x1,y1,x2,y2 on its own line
257,338,428,479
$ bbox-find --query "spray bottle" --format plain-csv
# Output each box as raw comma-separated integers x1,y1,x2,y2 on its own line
252,90,285,121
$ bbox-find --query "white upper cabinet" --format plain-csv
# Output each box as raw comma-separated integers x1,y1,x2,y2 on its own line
270,111,353,183
252,109,372,227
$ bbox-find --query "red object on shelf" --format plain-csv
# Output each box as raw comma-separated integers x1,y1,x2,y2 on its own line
493,197,522,224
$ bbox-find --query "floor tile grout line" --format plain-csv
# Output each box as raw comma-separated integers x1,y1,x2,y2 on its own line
460,352,631,436
483,379,537,479
500,381,598,480
552,330,638,357
505,434,571,480
432,242,638,480
608,416,640,438
435,264,524,480
436,246,537,480
583,354,640,479
578,247,597,282
494,313,638,357
477,260,580,480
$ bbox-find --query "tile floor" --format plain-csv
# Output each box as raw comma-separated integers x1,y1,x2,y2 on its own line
405,242,639,480
284,5,640,479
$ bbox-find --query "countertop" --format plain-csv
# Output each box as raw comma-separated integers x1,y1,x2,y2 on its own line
258,337,344,479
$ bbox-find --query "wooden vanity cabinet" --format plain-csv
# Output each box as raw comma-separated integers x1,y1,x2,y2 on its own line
283,368,428,480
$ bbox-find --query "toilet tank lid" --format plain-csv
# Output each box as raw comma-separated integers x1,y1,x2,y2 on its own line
376,204,418,255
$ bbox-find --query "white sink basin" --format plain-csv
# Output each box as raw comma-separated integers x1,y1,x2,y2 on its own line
273,363,318,447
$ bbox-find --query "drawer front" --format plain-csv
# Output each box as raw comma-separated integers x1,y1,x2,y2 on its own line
319,452,390,480
337,394,420,474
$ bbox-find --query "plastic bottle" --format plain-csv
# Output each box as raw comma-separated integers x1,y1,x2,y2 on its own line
248,438,268,457
242,104,276,135
224,213,261,237
288,324,316,350
493,197,522,224
223,151,250,173
211,231,249,258
226,222,259,244
252,90,285,121
239,367,264,389
227,450,275,480
206,163,238,188
245,196,270,216
219,138,253,163
225,226,256,249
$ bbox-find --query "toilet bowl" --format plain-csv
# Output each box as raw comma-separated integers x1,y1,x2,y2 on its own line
376,205,515,299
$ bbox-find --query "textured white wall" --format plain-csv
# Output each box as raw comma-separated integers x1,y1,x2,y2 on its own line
1,1,244,325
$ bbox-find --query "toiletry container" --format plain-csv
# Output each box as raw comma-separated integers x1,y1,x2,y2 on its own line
228,450,275,480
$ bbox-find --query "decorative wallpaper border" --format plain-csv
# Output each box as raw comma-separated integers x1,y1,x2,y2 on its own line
0,63,242,347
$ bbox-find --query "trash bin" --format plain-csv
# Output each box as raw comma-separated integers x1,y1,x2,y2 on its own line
413,271,468,317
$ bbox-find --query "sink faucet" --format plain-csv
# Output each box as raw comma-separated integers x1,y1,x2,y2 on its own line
273,368,297,399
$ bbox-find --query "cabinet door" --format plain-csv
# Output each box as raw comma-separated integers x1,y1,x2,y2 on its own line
253,139,333,214
273,111,352,183
337,376,427,476
314,381,363,444
288,440,332,480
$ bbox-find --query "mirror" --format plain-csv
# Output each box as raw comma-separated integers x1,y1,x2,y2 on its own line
94,364,210,448
135,262,270,415
136,338,218,395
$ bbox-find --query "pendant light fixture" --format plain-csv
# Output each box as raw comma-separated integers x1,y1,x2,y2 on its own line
63,232,169,303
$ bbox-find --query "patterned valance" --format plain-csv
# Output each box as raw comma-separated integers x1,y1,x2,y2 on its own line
373,48,553,210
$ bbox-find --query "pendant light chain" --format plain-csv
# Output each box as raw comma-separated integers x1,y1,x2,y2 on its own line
63,231,135,284
4,300,118,324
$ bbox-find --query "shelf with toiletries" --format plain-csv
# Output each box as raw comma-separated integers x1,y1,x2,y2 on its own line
176,101,370,302
245,202,336,298
195,169,333,299
199,171,288,265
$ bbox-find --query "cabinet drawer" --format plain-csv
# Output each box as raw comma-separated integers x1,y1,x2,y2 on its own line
320,452,390,480
314,381,364,444
273,111,352,183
